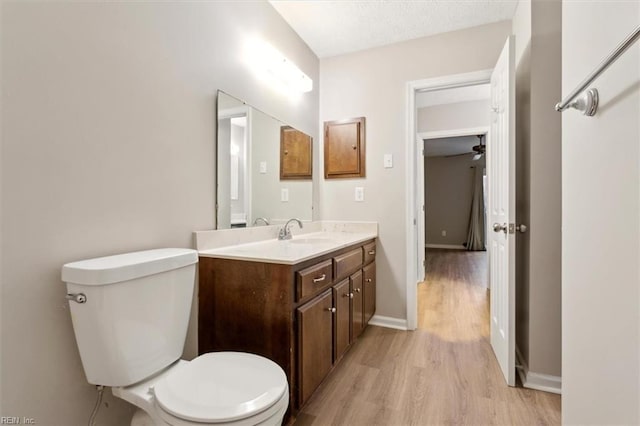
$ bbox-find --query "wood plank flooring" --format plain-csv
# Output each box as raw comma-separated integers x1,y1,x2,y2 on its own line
294,249,561,425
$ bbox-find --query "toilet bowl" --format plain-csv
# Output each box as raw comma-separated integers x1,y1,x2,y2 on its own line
113,353,289,426
62,249,289,426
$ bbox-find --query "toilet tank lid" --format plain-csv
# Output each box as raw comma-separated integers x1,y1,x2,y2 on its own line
62,248,198,286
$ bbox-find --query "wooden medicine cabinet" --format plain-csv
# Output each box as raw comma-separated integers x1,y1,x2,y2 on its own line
280,126,312,180
323,117,365,179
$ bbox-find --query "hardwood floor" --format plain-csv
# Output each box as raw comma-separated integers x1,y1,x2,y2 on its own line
294,249,561,425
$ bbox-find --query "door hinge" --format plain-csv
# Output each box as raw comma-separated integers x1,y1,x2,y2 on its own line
422,259,426,267
413,218,416,225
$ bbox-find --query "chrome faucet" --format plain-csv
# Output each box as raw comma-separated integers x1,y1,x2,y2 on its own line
252,217,270,226
278,218,303,240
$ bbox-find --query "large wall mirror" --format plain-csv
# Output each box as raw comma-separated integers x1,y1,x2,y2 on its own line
216,91,313,229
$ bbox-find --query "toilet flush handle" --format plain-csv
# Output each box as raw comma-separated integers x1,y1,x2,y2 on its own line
66,293,87,304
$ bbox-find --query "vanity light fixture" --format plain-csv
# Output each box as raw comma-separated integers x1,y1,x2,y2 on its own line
245,38,313,94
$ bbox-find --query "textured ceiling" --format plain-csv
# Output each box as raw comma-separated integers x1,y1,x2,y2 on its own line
269,0,519,58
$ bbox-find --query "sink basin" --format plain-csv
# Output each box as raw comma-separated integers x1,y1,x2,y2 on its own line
288,238,336,245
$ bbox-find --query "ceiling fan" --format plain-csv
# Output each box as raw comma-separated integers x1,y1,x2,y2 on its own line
445,134,485,161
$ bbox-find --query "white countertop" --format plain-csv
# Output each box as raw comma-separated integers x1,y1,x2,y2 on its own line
198,230,377,265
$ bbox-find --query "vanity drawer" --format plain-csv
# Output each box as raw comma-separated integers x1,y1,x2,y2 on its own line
363,241,376,265
297,260,333,301
334,248,363,281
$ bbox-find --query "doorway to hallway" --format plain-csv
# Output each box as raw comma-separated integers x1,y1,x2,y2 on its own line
418,249,488,338
407,43,518,385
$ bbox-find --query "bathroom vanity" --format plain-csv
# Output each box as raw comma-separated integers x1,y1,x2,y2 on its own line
196,223,377,415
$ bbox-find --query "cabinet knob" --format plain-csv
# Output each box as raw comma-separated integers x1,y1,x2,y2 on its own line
327,307,336,313
354,288,361,293
313,274,326,283
284,150,289,155
343,292,354,299
366,278,372,283
352,145,357,150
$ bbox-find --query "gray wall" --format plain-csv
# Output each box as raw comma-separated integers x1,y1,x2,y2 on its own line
1,2,319,424
562,1,639,423
425,155,484,246
528,0,562,378
319,21,512,320
513,0,532,374
512,0,562,379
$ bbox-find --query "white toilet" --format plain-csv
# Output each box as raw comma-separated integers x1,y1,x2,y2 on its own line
62,248,289,426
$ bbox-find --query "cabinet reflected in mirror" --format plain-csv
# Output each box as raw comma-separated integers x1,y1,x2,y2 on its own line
216,91,313,229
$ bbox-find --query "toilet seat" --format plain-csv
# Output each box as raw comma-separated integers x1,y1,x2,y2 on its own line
153,388,289,426
153,352,288,424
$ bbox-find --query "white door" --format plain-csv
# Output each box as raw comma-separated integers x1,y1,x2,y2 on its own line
488,36,516,386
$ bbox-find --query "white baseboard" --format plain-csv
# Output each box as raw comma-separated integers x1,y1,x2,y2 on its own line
516,346,562,394
525,371,562,394
368,315,408,331
425,244,466,250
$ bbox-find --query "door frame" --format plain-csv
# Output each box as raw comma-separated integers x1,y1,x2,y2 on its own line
405,69,493,330
217,105,252,228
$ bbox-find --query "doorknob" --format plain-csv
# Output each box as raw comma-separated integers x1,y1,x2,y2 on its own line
493,223,507,234
516,224,528,233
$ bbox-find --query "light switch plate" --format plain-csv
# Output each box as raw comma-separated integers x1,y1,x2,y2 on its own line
281,188,289,202
259,161,267,174
355,187,364,202
384,154,393,168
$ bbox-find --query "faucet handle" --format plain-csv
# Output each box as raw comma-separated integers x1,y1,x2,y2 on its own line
278,226,291,240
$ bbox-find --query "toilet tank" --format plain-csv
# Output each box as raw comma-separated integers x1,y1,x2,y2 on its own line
62,248,198,387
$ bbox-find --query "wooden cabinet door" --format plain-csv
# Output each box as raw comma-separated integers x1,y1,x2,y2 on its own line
297,289,333,407
351,270,364,338
363,262,376,325
280,126,312,180
333,278,351,362
324,117,365,178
